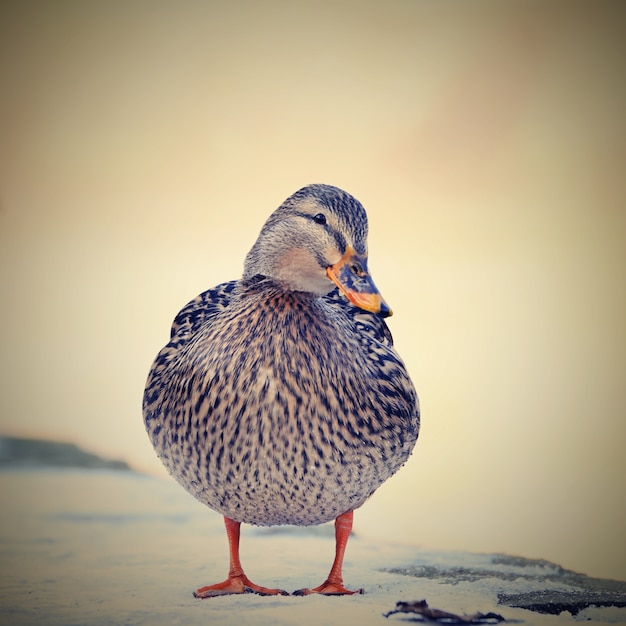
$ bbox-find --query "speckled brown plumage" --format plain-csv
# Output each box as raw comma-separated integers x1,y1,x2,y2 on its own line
144,277,418,526
142,184,419,595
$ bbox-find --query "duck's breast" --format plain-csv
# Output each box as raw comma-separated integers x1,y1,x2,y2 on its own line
144,288,418,526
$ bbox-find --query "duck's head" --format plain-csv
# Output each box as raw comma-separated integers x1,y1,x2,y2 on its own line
243,184,392,317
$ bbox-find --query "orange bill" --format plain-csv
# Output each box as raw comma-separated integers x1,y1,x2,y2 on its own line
326,246,392,317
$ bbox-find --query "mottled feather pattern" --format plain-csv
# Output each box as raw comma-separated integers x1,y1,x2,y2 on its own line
169,281,237,344
144,278,419,527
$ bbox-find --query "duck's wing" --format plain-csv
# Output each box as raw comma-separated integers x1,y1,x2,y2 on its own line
322,288,394,347
169,280,238,348
323,287,420,439
144,280,237,419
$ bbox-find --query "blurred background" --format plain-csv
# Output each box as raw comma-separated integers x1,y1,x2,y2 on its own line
1,0,624,582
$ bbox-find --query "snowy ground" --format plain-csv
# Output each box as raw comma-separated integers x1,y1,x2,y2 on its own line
0,469,624,626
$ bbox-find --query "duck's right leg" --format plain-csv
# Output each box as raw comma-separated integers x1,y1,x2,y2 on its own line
194,516,289,598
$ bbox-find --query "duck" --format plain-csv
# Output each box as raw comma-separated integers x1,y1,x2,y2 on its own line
143,183,420,597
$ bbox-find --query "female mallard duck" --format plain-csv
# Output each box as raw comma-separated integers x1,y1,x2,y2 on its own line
143,184,419,597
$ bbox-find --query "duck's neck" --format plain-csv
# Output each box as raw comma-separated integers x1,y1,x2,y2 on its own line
243,245,334,296
240,275,320,305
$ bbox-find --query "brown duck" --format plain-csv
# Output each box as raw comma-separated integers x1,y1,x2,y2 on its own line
143,184,419,596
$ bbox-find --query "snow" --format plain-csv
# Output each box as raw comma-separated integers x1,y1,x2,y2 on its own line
0,469,624,625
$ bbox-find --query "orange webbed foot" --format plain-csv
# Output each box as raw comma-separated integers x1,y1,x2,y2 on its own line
293,579,364,596
194,574,289,598
293,511,363,596
196,516,290,598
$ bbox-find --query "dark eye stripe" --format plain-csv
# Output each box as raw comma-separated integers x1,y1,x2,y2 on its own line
332,229,347,256
293,210,348,257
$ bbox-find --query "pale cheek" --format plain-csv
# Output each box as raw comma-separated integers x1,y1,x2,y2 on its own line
278,248,318,274
274,248,331,294
325,245,342,265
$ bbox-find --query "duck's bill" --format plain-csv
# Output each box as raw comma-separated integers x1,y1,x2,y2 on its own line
326,247,393,318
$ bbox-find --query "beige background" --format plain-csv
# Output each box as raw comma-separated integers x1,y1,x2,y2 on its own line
1,1,624,581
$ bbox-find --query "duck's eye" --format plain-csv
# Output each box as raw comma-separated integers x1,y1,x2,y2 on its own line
312,213,327,225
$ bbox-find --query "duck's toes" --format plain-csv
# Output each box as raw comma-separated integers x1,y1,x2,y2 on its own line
249,586,290,597
293,580,364,596
194,575,289,598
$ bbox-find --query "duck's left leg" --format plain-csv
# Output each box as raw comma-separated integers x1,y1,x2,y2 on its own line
293,510,364,595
